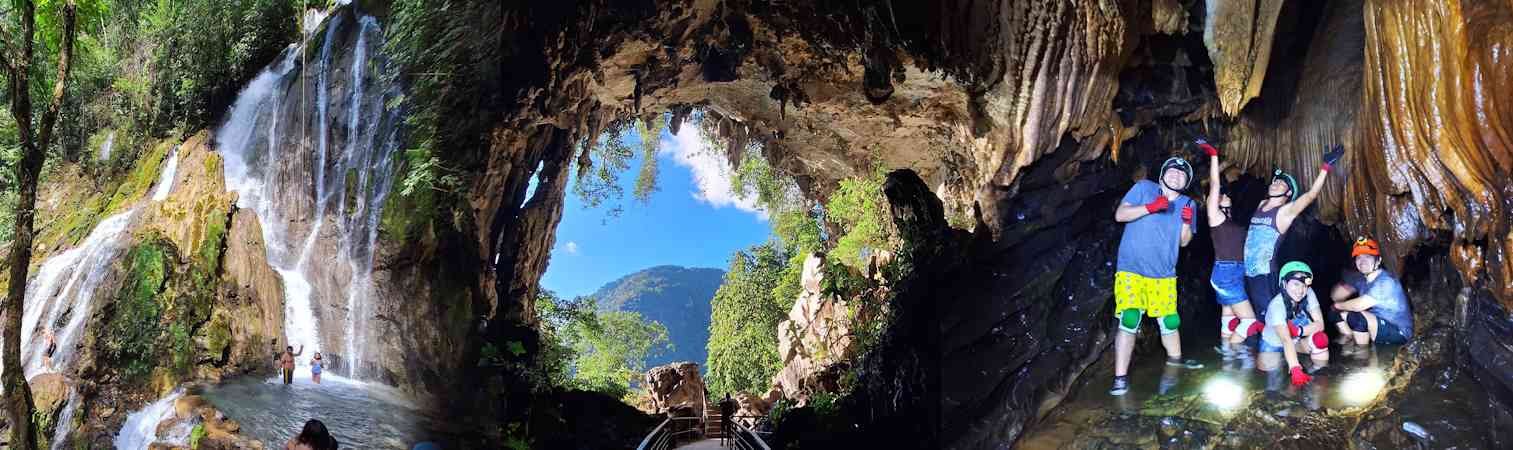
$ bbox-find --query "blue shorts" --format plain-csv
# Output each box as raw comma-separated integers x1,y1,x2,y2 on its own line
1374,319,1409,345
1210,261,1248,306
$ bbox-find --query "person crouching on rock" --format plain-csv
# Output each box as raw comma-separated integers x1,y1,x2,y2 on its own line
279,344,304,385
1196,139,1261,358
1109,155,1203,396
1329,237,1412,349
1258,261,1329,386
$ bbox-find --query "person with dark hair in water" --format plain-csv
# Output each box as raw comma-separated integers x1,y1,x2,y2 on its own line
1242,145,1344,323
286,419,339,450
278,344,304,385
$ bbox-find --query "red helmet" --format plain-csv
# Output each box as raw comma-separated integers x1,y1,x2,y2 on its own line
1351,237,1380,258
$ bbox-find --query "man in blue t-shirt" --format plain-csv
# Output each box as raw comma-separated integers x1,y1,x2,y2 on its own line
1107,156,1200,396
1329,237,1412,346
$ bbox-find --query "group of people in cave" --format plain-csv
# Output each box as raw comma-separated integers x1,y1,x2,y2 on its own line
1107,138,1413,396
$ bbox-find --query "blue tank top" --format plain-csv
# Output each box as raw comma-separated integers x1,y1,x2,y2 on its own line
1244,205,1282,276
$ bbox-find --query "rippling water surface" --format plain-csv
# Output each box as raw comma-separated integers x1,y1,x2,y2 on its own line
200,375,450,449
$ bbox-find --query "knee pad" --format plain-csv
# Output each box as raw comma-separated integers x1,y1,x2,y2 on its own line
1345,311,1370,332
1119,309,1143,334
1159,314,1181,336
1311,332,1330,349
1221,315,1236,336
1230,317,1262,337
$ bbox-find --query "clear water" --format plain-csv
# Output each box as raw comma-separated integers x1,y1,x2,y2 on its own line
199,375,450,449
1018,337,1403,448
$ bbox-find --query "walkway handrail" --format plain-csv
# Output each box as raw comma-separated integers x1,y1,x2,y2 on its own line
635,416,702,450
729,418,772,450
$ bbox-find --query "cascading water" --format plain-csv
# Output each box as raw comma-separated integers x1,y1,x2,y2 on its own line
112,389,186,450
97,131,115,162
150,146,180,201
217,10,400,378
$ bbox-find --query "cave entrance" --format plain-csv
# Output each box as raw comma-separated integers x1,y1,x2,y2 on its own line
535,109,892,432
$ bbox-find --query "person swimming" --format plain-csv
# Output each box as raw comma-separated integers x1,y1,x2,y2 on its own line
286,419,338,450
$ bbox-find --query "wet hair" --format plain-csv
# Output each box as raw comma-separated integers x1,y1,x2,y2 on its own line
286,346,294,352
296,419,339,450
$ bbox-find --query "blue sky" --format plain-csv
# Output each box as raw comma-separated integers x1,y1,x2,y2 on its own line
538,126,771,299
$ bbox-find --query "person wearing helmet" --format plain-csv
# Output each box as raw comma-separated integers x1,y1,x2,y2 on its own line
1243,145,1345,324
1258,261,1329,386
1196,139,1260,357
1329,237,1412,346
1108,154,1201,396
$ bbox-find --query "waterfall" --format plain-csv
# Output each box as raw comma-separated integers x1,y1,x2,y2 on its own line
97,131,115,162
150,146,180,201
113,389,185,450
14,209,137,380
217,10,401,377
48,389,79,450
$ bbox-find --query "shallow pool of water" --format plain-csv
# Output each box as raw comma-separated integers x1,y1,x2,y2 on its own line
199,375,451,449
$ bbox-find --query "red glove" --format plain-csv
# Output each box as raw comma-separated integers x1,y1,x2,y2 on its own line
1196,139,1219,157
1181,205,1194,225
1288,323,1301,338
1145,195,1170,214
1290,366,1313,386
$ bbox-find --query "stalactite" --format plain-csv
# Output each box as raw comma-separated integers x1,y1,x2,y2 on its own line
1351,0,1513,306
1203,0,1285,116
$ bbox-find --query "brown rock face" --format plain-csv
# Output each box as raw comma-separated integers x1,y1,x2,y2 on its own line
772,253,862,404
643,362,707,416
217,208,286,375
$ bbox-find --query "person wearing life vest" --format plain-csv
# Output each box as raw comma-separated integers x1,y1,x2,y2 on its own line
1258,261,1330,386
1108,155,1203,396
1329,237,1413,346
1195,138,1260,357
1243,145,1344,325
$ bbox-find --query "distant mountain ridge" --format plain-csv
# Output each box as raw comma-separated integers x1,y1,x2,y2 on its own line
593,265,724,369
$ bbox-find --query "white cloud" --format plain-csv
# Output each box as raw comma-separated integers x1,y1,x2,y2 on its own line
659,127,767,218
564,241,579,255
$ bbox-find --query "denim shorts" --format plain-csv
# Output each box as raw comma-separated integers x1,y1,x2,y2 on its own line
1210,261,1248,306
1260,316,1312,353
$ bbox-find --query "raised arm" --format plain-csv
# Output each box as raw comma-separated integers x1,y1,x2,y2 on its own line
1198,139,1225,226
1284,144,1344,218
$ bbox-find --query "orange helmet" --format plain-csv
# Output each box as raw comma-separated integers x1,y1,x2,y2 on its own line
1351,237,1380,258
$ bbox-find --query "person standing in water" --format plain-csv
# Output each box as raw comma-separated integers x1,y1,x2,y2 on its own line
1196,139,1262,356
279,344,304,385
311,352,324,384
1330,237,1413,347
1243,145,1344,323
1258,261,1330,385
1108,155,1202,396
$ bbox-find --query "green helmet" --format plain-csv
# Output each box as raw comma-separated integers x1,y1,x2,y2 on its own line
1271,169,1298,202
1278,261,1313,287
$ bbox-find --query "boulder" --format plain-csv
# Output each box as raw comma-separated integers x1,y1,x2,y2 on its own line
173,395,209,420
643,362,706,416
30,373,70,419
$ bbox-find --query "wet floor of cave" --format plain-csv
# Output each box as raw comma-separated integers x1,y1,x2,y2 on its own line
196,375,457,448
1017,333,1502,449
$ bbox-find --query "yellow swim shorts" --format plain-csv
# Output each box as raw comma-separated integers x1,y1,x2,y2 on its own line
1114,271,1177,318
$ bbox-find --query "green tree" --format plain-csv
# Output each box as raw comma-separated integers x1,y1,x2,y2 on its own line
632,117,662,203
825,162,893,269
705,243,791,397
0,1,81,447
536,291,671,399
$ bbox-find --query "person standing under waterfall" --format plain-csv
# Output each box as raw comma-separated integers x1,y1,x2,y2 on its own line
1258,261,1330,385
311,352,325,384
1329,237,1412,347
1108,155,1202,396
279,344,304,385
1242,145,1344,325
1197,139,1261,357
